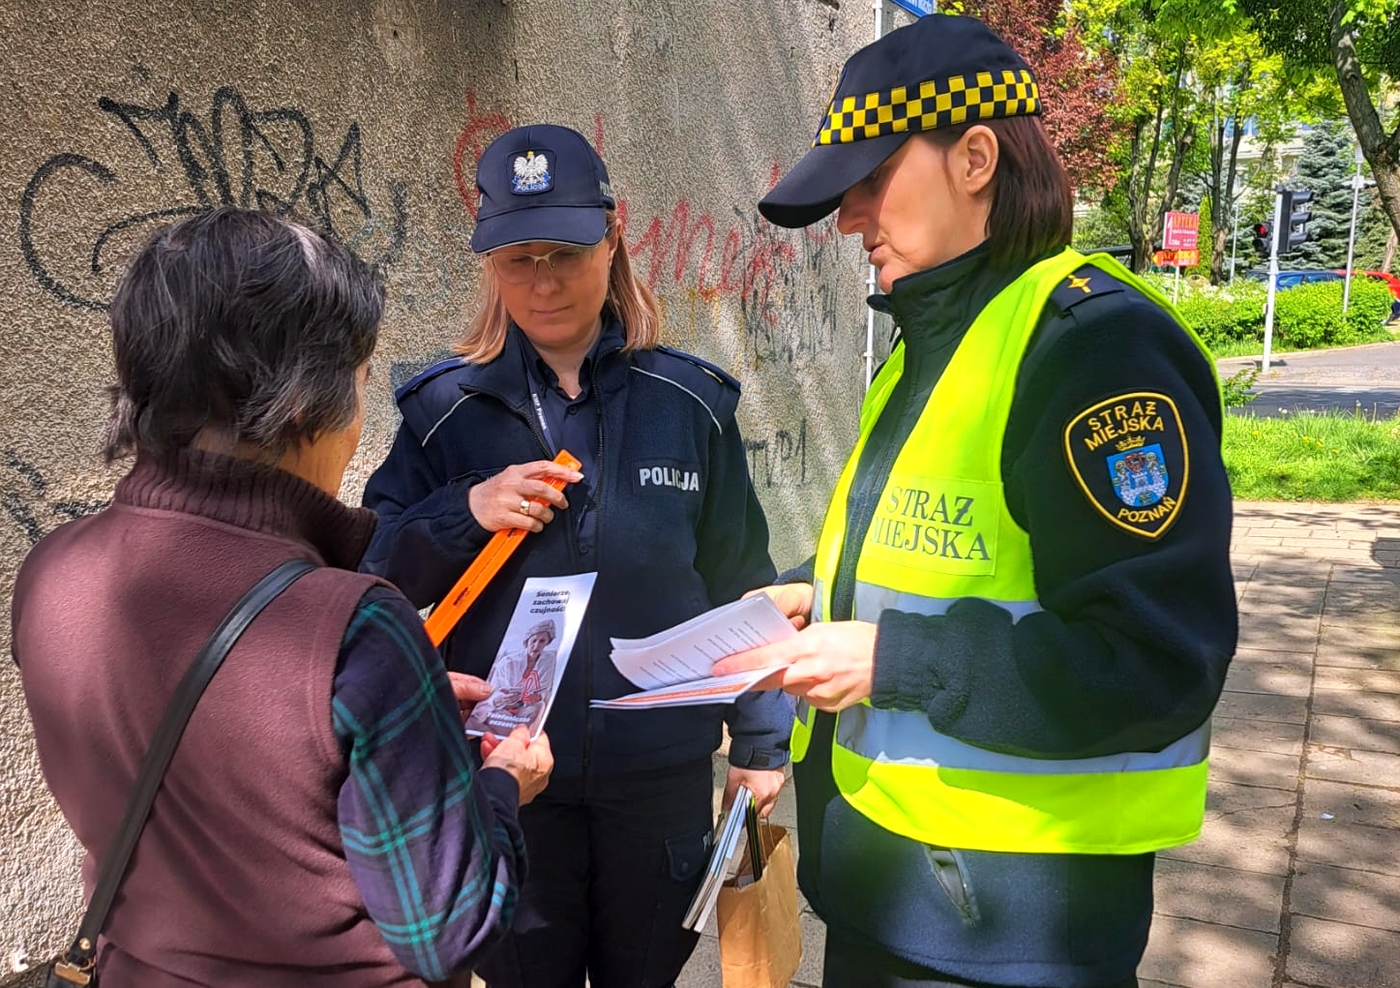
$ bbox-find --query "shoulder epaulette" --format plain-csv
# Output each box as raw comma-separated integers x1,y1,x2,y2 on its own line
653,345,741,392
1048,263,1128,316
392,354,466,405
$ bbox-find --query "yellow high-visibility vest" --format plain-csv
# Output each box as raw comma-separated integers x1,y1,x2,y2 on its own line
799,248,1220,855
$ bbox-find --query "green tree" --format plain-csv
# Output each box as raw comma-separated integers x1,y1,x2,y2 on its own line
1355,191,1398,270
1238,0,1400,239
1290,121,1360,267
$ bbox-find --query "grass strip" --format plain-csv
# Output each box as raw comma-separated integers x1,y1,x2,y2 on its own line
1224,410,1400,501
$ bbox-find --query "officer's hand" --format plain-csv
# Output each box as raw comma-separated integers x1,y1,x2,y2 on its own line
723,765,787,819
482,727,554,805
447,671,492,722
743,583,814,630
711,621,878,713
468,460,583,534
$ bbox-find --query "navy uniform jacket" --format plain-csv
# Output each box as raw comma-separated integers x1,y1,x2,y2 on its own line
791,246,1237,987
361,319,791,777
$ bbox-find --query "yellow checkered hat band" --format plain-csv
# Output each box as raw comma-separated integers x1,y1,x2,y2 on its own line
814,69,1040,146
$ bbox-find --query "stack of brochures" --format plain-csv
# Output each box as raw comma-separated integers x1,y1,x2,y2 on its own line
682,785,760,931
591,595,796,710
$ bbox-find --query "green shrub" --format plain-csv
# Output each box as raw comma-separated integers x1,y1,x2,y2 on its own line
1174,282,1267,349
1340,277,1395,338
1099,271,1391,355
1274,279,1393,349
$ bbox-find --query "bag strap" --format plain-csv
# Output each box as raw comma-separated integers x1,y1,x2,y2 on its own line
50,558,317,985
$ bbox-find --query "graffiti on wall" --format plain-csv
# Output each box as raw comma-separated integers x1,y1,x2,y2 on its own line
1,451,108,547
20,85,408,311
451,94,852,370
745,418,808,489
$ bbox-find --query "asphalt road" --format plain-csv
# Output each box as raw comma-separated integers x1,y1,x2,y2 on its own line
1218,339,1400,419
1233,385,1400,419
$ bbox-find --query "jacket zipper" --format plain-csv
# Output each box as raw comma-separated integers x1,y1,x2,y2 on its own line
580,382,607,793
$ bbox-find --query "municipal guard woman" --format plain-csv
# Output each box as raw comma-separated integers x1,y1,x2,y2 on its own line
714,15,1236,988
361,124,791,988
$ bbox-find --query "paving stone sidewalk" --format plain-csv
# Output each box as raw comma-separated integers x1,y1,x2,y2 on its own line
678,500,1400,988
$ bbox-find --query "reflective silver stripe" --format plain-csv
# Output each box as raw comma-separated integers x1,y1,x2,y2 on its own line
853,582,1042,623
629,367,722,433
421,392,477,447
837,704,1211,775
813,578,826,623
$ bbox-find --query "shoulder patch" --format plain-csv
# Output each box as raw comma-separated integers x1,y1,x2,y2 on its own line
1049,265,1127,316
654,345,741,392
392,353,465,404
1062,391,1188,539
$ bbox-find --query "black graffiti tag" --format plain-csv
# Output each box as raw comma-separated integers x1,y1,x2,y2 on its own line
19,86,407,311
1,451,108,546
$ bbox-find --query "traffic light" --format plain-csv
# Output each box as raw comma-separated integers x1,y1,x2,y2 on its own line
1278,188,1313,253
1252,222,1272,257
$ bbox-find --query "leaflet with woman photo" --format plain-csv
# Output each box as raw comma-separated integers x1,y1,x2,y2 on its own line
464,572,597,739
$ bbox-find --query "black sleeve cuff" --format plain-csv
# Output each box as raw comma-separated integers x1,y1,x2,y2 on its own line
476,766,522,824
727,738,790,770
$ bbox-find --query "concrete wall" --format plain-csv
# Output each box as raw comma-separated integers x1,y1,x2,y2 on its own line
0,0,894,977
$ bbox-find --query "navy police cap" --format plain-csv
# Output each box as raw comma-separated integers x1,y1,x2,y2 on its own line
759,14,1040,229
471,124,618,254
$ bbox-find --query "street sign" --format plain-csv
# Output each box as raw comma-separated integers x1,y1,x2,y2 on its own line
889,0,934,15
1163,211,1199,251
1153,249,1199,268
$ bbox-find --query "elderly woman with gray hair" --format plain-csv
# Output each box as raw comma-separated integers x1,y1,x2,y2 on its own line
12,207,551,988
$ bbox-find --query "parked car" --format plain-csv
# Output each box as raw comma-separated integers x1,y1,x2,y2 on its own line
1243,269,1345,290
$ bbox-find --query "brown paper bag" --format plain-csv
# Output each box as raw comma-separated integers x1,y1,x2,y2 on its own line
716,823,802,988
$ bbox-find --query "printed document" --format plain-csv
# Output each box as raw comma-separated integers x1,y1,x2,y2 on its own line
590,595,793,710
464,573,596,738
682,784,753,931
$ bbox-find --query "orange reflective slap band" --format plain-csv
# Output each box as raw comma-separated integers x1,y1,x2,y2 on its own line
423,449,582,647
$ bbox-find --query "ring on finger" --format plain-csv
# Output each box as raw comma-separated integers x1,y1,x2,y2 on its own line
519,499,532,516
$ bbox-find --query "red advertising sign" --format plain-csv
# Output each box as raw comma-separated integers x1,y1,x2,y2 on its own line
1153,249,1200,268
1163,211,1199,251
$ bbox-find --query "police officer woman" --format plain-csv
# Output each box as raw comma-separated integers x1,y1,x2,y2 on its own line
714,15,1236,988
362,124,791,988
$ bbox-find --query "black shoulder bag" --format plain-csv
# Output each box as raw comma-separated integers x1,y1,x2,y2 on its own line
46,558,317,987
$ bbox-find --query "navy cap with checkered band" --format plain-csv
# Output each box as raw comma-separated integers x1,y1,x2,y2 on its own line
471,124,618,254
759,14,1040,229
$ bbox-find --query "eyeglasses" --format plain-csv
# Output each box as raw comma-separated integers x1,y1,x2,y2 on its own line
489,242,599,284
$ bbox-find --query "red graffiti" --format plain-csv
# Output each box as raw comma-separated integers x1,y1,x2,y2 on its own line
452,93,513,219
451,94,839,324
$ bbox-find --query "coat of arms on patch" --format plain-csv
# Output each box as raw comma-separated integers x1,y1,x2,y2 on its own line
1108,443,1169,507
511,151,552,194
1062,391,1188,539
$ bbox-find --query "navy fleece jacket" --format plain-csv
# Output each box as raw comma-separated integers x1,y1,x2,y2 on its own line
361,318,792,777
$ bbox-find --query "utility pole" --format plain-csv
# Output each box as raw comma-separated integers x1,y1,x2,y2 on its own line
1262,189,1283,373
1343,145,1364,316
863,0,886,390
1230,197,1239,283
865,0,934,388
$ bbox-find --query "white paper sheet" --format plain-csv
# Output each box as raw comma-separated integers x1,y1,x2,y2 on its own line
608,594,796,691
589,666,783,710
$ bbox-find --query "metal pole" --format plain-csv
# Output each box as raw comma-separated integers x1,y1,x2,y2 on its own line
863,0,885,390
1262,189,1283,373
1343,145,1364,316
1173,261,1182,304
1230,198,1239,283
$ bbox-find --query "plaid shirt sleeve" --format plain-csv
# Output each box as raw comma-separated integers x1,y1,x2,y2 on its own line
332,586,526,981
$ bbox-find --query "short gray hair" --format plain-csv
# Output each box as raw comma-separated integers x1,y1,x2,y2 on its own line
104,207,385,462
